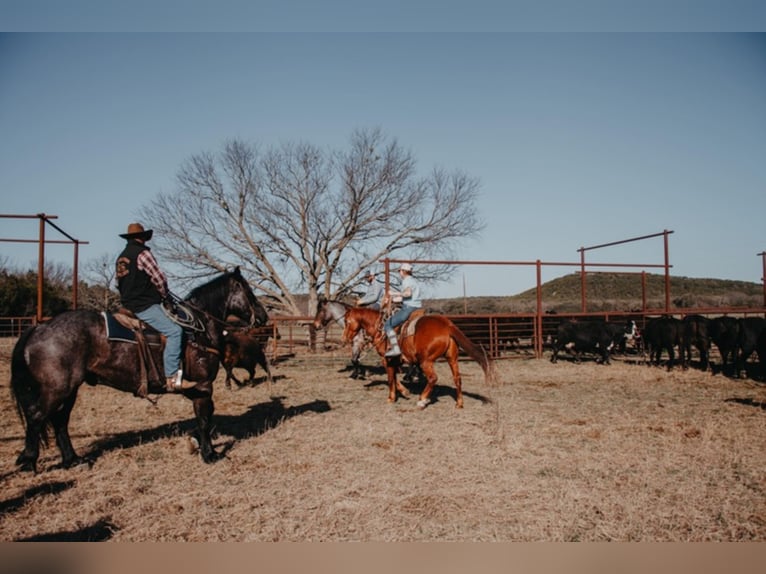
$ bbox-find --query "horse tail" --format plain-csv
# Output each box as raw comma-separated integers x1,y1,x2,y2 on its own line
447,320,495,384
10,326,51,447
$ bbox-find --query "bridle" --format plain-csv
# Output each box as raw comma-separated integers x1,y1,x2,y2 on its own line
166,289,263,336
315,301,349,329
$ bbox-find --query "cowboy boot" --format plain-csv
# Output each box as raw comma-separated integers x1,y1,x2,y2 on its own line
384,330,401,357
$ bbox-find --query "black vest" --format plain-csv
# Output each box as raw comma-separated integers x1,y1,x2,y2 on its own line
116,241,162,313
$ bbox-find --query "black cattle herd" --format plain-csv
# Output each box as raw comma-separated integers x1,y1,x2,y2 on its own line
549,314,766,379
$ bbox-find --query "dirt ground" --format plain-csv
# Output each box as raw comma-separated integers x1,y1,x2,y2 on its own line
1,338,765,541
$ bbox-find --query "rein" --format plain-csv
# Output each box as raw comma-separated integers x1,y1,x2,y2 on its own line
166,289,263,357
188,339,220,357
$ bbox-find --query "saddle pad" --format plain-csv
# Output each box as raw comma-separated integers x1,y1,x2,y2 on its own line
102,312,162,345
403,312,426,338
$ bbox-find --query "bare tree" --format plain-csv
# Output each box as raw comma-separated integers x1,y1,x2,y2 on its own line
139,128,484,316
79,253,120,311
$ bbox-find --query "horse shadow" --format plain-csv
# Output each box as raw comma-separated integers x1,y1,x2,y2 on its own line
15,517,118,542
211,397,331,455
0,480,76,516
270,353,296,365
725,397,766,410
0,479,114,542
227,373,288,389
338,363,387,379
363,375,491,406
82,397,331,464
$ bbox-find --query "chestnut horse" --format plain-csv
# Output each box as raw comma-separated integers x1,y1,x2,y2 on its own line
342,307,493,409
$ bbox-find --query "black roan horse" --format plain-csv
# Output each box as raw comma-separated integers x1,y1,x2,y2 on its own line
10,267,268,471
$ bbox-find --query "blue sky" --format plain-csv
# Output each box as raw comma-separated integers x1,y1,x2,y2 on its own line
1,6,765,299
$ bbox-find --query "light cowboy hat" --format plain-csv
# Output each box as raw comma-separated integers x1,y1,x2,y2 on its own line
119,222,153,241
399,262,413,272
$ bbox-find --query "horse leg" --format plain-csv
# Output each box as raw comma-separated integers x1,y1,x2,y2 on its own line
385,361,400,403
350,332,365,379
192,395,220,463
446,355,464,409
417,360,439,409
15,414,45,473
50,390,88,468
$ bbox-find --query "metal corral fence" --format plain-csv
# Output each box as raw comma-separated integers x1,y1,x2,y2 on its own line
266,306,766,365
2,308,764,368
0,317,37,338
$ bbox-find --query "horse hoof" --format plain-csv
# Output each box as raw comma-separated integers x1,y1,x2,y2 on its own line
63,456,93,470
201,449,223,463
417,399,430,409
16,457,37,473
187,436,200,455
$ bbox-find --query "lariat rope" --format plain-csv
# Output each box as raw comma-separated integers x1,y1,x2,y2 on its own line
165,291,259,332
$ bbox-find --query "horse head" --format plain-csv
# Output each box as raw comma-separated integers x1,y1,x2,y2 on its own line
314,299,348,330
225,267,269,327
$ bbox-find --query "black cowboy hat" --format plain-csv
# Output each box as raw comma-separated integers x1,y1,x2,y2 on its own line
119,222,153,241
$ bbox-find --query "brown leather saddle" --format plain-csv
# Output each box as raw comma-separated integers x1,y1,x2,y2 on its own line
103,310,166,398
397,308,427,341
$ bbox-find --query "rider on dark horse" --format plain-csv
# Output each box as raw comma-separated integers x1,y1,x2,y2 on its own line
115,222,185,392
383,262,422,357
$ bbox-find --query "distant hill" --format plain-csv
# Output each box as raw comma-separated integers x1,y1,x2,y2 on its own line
424,272,764,314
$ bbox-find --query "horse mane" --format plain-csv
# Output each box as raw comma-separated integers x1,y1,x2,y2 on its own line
185,271,236,307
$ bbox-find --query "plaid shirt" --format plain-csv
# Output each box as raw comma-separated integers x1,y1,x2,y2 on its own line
136,249,168,298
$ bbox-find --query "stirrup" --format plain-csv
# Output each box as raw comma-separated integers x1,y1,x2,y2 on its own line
165,370,189,392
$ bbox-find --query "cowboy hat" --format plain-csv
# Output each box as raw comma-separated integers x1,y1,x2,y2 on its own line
400,262,413,272
119,222,153,241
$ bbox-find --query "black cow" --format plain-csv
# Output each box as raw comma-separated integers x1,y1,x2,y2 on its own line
642,316,683,370
735,317,766,379
757,328,766,381
550,320,637,365
682,314,711,371
708,316,740,374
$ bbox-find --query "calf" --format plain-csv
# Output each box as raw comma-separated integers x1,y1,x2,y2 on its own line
708,316,740,374
736,317,766,379
222,324,279,388
643,316,683,370
550,319,637,365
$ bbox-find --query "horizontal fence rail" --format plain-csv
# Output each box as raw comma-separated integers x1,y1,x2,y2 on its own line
3,308,765,365
261,307,766,364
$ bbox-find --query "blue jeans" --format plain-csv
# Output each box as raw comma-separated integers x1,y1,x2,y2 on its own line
384,305,419,334
136,303,183,377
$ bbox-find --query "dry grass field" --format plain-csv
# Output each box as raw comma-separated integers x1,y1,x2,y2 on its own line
1,337,765,542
